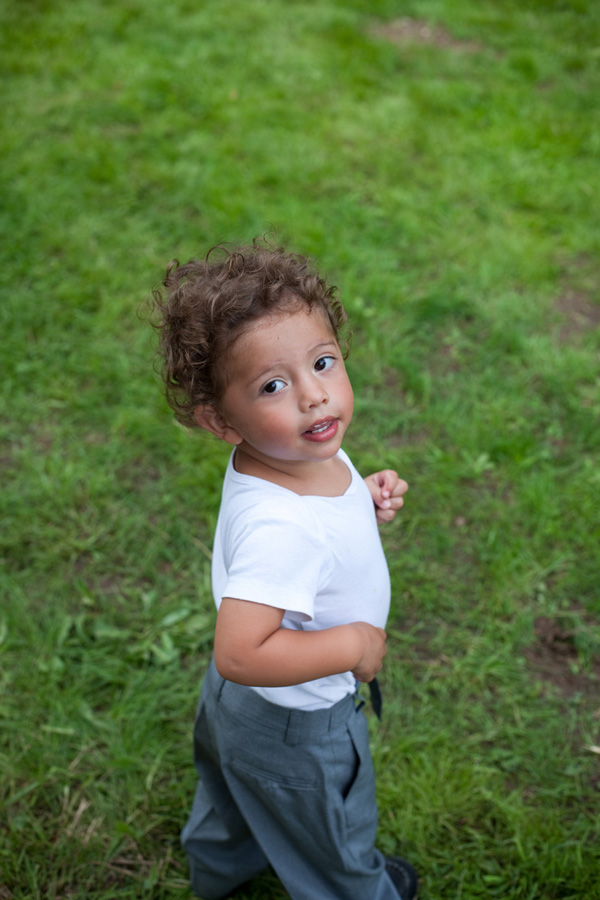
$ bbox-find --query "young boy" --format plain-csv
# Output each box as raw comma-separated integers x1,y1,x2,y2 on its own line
152,240,417,900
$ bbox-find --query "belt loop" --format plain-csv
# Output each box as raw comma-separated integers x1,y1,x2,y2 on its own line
284,711,300,746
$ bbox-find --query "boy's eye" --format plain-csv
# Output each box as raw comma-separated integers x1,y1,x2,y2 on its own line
262,378,285,394
314,356,335,372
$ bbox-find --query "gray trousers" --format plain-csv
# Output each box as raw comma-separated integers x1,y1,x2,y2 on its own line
181,659,401,900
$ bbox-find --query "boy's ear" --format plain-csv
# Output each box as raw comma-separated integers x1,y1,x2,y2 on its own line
193,404,243,446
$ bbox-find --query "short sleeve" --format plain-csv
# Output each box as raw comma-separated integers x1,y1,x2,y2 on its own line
221,499,330,624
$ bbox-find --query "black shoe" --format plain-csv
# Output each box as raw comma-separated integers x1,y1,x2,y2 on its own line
385,856,418,900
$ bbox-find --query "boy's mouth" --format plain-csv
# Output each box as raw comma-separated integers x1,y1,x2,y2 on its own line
302,418,339,442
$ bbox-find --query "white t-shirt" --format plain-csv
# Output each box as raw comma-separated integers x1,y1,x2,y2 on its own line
211,448,391,710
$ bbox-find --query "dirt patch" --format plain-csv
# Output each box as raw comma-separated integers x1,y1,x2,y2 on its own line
556,289,600,342
369,17,485,54
523,616,600,699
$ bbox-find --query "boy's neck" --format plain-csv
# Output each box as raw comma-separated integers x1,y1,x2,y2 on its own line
233,448,351,497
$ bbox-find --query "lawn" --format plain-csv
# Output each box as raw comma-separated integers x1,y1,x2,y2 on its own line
1,0,599,897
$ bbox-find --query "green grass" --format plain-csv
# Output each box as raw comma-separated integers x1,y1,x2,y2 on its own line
1,0,599,897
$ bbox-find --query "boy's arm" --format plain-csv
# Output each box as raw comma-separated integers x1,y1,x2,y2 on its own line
214,597,387,687
364,469,408,524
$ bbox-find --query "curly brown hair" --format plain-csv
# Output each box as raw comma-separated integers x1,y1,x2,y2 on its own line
150,238,349,428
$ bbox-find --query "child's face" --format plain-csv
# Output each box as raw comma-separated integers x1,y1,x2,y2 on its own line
214,306,354,471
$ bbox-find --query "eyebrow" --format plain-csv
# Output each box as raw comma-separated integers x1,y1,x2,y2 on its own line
249,340,338,386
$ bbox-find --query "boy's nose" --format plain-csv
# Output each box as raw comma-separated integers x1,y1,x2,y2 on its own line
299,376,328,411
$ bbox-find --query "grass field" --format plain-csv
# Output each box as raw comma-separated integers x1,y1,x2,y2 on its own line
1,0,599,897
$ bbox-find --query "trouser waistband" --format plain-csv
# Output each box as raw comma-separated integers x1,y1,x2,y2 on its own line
206,659,360,746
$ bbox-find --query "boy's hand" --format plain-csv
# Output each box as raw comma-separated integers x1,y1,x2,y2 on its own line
350,622,388,682
364,470,408,524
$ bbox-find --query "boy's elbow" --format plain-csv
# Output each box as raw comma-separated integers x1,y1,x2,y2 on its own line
214,646,252,685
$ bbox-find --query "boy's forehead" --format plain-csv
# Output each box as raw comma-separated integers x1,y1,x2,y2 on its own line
224,307,337,378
